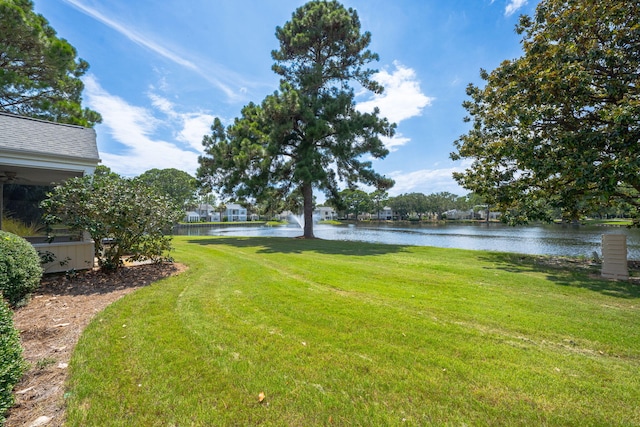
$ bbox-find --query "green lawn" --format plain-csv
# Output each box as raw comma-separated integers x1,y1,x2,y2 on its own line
583,218,634,226
65,236,640,426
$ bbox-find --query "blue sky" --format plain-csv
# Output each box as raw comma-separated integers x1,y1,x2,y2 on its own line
33,0,539,198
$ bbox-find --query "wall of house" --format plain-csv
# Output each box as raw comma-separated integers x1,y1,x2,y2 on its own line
34,240,95,273
226,208,247,221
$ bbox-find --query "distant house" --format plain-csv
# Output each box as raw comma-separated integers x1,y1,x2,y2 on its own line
0,112,100,272
185,211,200,222
315,206,336,221
195,204,220,222
226,203,247,221
443,209,474,220
184,204,222,222
276,210,294,221
478,209,501,221
374,206,393,220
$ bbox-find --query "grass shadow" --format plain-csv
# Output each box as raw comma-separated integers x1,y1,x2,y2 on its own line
479,252,640,299
184,236,410,256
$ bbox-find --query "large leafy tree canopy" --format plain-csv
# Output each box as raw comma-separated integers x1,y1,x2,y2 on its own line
450,0,640,224
197,0,395,238
137,168,197,211
0,0,101,126
337,188,372,219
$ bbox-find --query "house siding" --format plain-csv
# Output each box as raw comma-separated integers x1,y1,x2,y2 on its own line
226,203,247,221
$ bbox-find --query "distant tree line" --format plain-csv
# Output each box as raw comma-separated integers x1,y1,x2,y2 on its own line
321,189,486,221
320,189,639,222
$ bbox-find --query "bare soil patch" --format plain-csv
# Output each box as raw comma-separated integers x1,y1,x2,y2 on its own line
6,262,186,427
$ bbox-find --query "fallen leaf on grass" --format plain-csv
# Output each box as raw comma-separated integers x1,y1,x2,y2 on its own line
258,391,266,403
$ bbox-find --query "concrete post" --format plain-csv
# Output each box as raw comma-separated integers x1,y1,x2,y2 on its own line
601,234,629,280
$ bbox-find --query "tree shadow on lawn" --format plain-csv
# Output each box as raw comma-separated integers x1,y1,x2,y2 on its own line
479,252,640,299
185,236,410,256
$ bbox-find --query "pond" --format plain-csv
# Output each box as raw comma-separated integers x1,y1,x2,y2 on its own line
174,222,640,259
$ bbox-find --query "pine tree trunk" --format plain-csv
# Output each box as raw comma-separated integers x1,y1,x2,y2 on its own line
302,182,315,239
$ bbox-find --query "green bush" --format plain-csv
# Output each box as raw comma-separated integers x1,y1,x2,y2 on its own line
41,167,183,271
0,299,27,424
0,231,42,307
1,215,44,237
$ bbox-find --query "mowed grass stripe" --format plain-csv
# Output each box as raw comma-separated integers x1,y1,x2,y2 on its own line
65,236,640,426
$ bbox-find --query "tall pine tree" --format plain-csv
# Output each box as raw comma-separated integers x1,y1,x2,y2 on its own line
198,0,394,238
0,0,100,126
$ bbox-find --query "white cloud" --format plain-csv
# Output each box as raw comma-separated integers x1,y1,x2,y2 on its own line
61,0,240,100
358,62,434,124
147,92,176,116
62,0,196,69
388,163,469,196
357,62,434,151
380,134,411,152
146,91,214,151
83,75,213,176
505,0,528,16
177,114,215,151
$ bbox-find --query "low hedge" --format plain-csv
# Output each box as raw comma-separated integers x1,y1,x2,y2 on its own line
0,230,42,307
0,299,26,424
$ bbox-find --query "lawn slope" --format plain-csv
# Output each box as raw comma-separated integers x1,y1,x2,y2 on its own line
65,236,640,426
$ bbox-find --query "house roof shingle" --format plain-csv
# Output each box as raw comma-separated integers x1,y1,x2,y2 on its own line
0,112,99,162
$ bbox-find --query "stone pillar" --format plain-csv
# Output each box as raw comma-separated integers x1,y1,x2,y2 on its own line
601,234,629,280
